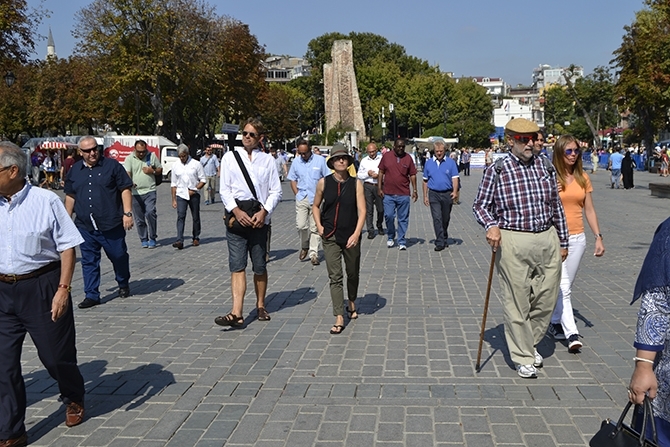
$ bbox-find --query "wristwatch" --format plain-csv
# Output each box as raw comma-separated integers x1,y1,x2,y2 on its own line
595,233,603,240
124,212,133,217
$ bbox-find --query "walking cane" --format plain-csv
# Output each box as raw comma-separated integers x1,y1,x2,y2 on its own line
475,249,497,372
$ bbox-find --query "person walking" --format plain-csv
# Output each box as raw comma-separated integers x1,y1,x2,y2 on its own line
591,150,599,174
215,118,282,328
124,139,162,249
621,150,636,190
0,142,86,447
287,138,330,265
422,140,459,251
313,145,366,335
357,142,384,239
547,135,605,353
608,148,624,188
64,136,134,309
170,144,206,249
200,145,220,205
460,148,471,176
473,118,568,379
378,138,418,251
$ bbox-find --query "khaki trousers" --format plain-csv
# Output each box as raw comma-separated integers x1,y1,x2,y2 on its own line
496,228,562,366
296,198,320,257
323,236,361,316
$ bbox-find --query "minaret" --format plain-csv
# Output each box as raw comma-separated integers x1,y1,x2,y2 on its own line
46,27,56,60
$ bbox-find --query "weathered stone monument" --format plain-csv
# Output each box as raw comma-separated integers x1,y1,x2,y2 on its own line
323,40,366,139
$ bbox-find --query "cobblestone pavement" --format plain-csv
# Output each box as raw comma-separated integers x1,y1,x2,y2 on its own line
20,168,669,446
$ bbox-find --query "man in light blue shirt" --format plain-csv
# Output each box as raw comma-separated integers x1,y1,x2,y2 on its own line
200,146,220,205
287,138,330,265
609,149,624,189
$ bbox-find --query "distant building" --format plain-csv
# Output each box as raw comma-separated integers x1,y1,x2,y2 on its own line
532,64,583,89
46,27,56,60
263,56,311,83
469,77,509,105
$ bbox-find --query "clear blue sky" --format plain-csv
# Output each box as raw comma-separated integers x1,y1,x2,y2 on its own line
28,0,639,87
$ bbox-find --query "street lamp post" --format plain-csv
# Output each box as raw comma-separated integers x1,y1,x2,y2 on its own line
4,71,16,87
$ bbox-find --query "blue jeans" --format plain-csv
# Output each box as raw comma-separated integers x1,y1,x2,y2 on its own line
79,225,130,301
176,193,201,242
132,191,157,242
611,168,621,188
383,194,410,246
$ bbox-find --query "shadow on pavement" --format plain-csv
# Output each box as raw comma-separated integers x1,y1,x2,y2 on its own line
406,237,426,248
269,248,298,262
574,308,594,328
102,277,186,302
26,360,174,444
358,293,387,316
479,324,514,371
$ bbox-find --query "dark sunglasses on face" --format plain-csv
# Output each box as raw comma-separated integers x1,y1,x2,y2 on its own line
565,148,581,156
80,148,97,153
242,131,258,138
332,155,348,162
512,135,535,144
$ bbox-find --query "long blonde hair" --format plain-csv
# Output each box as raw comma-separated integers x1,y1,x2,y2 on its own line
552,134,587,191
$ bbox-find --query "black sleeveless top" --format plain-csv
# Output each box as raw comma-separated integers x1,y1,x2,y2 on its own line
321,175,358,245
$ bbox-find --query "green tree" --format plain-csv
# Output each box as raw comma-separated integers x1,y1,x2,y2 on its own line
612,0,670,151
446,79,494,147
543,85,575,135
0,0,45,64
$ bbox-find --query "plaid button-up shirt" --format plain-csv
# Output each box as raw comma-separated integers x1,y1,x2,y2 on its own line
472,153,569,249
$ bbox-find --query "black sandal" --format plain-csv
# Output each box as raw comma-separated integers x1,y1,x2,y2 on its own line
257,307,271,321
214,313,244,328
346,307,358,320
330,324,345,335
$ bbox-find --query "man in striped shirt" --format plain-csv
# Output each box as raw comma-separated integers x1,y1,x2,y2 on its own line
472,118,568,379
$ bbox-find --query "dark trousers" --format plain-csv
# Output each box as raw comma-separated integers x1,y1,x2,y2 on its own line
79,225,130,301
176,193,201,242
429,189,453,247
0,268,84,439
363,182,384,232
462,162,470,176
131,191,157,242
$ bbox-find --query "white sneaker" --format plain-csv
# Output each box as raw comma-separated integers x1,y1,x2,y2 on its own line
387,240,395,248
516,364,537,379
533,350,543,368
398,245,407,251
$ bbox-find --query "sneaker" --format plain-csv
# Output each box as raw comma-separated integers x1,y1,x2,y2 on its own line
148,239,157,249
548,323,566,340
398,245,407,251
516,364,537,379
141,240,149,248
204,200,210,205
387,239,395,248
533,350,543,368
568,334,583,353
367,231,376,239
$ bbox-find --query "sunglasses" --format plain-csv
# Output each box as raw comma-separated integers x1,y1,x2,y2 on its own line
512,135,535,144
331,155,348,162
80,148,97,153
242,131,258,138
565,148,581,156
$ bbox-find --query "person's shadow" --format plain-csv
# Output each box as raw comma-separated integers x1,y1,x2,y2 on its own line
357,293,387,316
102,277,186,302
26,360,175,443
478,324,513,372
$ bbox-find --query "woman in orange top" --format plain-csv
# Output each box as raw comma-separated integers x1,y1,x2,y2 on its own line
549,135,606,353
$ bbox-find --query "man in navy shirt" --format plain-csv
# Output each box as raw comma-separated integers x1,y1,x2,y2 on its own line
422,140,459,251
64,136,134,309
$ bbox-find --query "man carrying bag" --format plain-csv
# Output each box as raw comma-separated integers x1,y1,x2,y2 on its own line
216,118,282,328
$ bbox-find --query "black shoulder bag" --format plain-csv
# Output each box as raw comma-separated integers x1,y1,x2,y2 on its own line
590,396,659,447
224,150,262,233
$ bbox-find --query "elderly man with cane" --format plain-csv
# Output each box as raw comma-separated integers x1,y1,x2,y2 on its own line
473,118,568,379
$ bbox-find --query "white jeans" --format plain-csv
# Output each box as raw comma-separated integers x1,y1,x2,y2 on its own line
551,233,586,337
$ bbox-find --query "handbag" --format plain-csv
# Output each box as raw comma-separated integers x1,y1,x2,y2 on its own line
590,396,659,447
224,150,262,233
147,154,162,186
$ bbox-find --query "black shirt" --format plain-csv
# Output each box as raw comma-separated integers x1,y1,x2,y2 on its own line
321,175,358,245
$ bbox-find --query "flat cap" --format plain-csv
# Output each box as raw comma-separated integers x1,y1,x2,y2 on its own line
505,118,539,134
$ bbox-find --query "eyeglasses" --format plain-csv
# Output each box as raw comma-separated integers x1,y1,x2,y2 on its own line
512,135,535,144
80,148,97,153
0,166,12,173
565,148,581,156
331,155,348,162
242,131,258,138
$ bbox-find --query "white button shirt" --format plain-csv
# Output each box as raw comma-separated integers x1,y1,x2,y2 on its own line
357,153,383,184
220,147,282,225
171,157,206,200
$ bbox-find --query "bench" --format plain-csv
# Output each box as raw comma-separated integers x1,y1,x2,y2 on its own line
649,183,670,198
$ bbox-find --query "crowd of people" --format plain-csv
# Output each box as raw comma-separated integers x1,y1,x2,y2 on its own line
4,115,670,445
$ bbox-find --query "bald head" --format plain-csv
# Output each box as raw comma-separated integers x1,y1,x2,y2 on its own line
366,143,378,159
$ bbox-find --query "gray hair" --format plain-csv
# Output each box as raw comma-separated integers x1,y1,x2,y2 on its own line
78,135,97,149
0,141,28,178
177,144,189,155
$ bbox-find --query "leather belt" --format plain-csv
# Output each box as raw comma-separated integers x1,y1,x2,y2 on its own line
0,261,61,284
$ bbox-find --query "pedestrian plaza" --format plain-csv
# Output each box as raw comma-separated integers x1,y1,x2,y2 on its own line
21,168,668,446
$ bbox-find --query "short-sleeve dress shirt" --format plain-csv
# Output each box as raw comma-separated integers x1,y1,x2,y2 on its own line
286,153,330,204
0,183,84,275
64,157,133,232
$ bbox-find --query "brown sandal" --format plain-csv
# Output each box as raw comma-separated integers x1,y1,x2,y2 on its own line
214,313,244,328
257,307,271,321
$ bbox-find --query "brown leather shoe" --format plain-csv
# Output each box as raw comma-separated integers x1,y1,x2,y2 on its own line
65,401,85,427
192,239,200,247
0,433,27,447
299,248,308,260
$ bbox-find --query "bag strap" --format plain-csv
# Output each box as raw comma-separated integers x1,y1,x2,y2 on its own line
615,396,658,445
232,150,258,200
